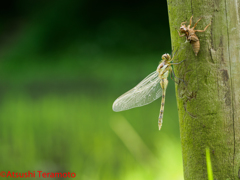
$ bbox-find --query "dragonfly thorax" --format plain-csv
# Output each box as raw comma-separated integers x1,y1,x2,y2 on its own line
157,61,170,76
157,62,164,71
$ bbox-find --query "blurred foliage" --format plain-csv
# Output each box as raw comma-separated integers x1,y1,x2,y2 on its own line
0,0,183,179
0,93,183,180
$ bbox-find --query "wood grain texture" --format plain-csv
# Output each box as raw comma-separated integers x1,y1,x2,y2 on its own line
167,0,240,179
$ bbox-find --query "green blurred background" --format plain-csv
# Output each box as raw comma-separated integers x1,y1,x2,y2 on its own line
0,0,183,179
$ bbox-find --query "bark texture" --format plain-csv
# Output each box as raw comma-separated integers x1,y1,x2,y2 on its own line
167,0,240,179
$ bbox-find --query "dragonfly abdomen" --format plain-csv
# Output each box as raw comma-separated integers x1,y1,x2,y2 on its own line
158,78,168,130
158,94,165,130
191,39,200,56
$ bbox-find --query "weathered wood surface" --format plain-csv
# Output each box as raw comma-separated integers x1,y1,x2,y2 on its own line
167,0,240,179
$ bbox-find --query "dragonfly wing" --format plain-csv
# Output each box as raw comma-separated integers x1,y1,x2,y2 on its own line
112,71,162,112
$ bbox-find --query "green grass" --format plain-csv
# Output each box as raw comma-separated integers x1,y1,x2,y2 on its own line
206,148,213,180
0,91,183,179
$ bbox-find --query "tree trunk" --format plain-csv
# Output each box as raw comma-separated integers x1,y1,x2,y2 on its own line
166,1,240,179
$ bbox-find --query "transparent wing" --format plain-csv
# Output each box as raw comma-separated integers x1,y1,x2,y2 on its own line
112,71,162,112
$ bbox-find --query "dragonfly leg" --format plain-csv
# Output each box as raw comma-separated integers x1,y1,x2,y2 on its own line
193,17,202,29
171,47,174,57
171,59,186,65
176,28,186,37
181,21,187,26
171,68,187,86
195,22,211,32
171,48,179,60
171,71,180,84
189,15,193,26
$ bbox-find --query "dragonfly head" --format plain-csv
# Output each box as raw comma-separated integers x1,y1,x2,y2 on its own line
161,53,171,61
180,24,187,33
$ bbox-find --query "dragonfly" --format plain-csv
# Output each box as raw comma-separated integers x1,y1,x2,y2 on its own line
112,53,184,130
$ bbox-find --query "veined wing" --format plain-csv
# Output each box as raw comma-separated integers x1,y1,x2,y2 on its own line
112,71,162,112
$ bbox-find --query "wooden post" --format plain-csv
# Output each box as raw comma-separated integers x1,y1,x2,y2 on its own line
167,0,240,179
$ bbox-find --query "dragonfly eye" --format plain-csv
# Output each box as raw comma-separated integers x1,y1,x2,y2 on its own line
162,53,171,60
180,26,187,32
166,54,171,60
162,54,167,60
